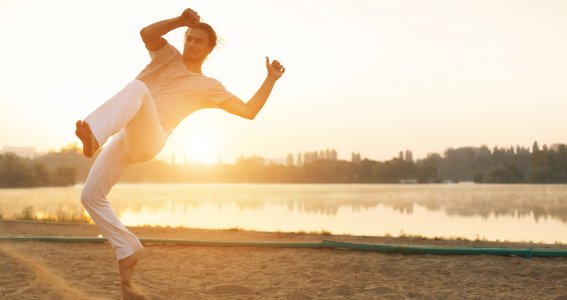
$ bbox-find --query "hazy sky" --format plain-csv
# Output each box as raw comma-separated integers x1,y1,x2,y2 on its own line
1,0,566,164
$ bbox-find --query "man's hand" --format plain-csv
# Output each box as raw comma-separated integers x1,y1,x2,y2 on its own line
266,57,285,81
180,8,200,28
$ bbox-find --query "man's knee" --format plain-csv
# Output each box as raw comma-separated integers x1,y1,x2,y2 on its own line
80,184,102,207
130,80,150,97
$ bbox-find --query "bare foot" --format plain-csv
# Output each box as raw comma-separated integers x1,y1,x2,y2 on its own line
121,282,148,300
75,120,99,158
118,253,138,286
119,254,146,300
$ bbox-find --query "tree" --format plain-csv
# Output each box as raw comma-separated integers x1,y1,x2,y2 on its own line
532,141,540,153
488,164,524,183
351,153,361,164
415,153,441,183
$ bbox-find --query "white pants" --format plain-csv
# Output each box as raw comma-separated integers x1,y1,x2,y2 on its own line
80,79,171,260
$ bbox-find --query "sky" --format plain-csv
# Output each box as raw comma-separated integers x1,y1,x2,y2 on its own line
1,0,566,164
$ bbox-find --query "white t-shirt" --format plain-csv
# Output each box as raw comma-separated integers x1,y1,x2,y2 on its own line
135,41,236,131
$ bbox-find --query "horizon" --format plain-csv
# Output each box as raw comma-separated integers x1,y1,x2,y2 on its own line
0,139,561,165
1,0,566,165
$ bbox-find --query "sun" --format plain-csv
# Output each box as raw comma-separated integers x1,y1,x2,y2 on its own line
185,132,217,165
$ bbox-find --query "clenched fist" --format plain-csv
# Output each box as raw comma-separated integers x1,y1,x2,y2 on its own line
266,57,285,81
180,8,200,28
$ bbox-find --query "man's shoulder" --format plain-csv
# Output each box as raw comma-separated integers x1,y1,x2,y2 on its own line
137,44,182,80
200,75,223,85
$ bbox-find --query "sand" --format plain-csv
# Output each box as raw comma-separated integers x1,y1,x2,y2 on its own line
1,220,567,299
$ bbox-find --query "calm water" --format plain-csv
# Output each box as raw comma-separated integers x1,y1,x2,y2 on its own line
1,183,566,244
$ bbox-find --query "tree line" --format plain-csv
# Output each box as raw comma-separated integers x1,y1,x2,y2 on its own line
0,151,77,187
1,142,567,187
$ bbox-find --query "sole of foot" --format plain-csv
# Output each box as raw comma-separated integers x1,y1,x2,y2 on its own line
75,120,99,158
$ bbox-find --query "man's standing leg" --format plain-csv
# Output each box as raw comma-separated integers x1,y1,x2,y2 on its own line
80,131,143,261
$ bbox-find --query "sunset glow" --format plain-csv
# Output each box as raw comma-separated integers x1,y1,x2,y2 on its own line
183,131,218,165
1,0,566,162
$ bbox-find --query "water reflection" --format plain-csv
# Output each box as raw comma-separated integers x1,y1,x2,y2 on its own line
104,184,567,222
1,183,567,243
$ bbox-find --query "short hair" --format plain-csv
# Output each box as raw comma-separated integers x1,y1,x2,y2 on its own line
185,22,217,49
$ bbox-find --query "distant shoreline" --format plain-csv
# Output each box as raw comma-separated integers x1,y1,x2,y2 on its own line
6,181,567,189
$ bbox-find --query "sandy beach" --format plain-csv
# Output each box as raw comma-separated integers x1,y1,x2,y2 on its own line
1,220,566,300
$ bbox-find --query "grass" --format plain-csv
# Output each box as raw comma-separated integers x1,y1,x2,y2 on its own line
395,230,487,242
227,227,245,231
274,229,332,236
398,229,433,240
389,232,555,244
9,206,92,224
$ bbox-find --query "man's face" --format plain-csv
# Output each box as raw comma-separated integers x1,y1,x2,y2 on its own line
183,28,212,61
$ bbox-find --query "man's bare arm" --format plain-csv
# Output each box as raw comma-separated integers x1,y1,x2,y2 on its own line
219,76,277,120
219,57,286,120
140,8,200,51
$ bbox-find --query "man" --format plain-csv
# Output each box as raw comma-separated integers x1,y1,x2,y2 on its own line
75,7,285,294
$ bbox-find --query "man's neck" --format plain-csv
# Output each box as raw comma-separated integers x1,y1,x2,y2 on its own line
183,57,204,74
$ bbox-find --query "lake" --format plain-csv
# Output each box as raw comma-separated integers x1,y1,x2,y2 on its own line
1,183,566,244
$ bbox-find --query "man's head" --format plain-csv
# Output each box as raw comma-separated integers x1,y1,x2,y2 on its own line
183,22,217,62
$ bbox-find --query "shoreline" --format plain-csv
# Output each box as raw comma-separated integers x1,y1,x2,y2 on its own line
1,219,565,249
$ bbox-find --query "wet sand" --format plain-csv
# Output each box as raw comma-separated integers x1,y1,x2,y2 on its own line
1,220,566,299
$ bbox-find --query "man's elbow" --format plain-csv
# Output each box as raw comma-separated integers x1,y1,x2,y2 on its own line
245,112,256,120
140,28,149,43
242,109,257,120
